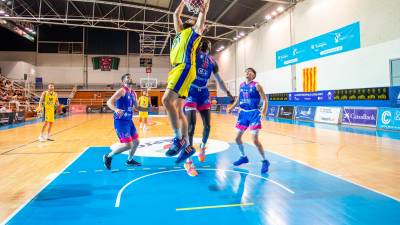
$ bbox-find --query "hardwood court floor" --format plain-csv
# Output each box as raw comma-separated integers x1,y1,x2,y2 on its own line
0,113,399,222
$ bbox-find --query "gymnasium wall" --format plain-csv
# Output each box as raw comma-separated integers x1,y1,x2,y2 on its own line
0,52,171,85
215,0,400,95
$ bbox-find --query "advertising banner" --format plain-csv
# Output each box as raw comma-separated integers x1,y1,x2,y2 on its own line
295,106,316,121
342,107,377,127
276,22,360,68
278,106,294,120
377,108,400,131
267,106,279,117
289,91,334,102
315,107,341,124
70,105,87,113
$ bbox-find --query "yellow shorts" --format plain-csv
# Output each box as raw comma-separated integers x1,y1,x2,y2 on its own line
44,108,55,123
167,63,196,98
138,111,148,119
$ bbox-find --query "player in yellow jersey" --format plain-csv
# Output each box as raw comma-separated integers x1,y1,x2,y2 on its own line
163,0,210,164
138,90,151,130
38,83,59,142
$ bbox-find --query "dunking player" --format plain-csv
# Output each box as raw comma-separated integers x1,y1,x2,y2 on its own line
162,0,210,164
103,74,141,170
183,39,233,176
138,90,151,130
38,83,59,142
227,68,270,174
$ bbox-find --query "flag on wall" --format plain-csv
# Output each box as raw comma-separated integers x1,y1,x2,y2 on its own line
303,67,317,92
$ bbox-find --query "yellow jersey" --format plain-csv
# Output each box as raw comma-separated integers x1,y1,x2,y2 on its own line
44,91,58,110
138,96,150,112
170,27,202,66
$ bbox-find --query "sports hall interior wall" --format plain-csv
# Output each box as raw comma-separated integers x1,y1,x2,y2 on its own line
0,25,173,85
215,0,400,96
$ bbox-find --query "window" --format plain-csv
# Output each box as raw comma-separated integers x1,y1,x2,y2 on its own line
390,58,400,86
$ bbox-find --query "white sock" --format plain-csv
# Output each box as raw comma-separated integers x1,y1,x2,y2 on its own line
173,128,182,139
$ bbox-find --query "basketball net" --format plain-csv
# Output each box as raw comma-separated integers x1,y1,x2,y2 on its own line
184,0,203,14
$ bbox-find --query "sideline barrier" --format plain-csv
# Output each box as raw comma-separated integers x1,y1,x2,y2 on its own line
314,107,342,124
342,107,377,128
377,108,400,131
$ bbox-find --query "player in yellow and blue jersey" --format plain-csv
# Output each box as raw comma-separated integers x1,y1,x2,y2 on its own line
38,83,59,142
163,0,211,164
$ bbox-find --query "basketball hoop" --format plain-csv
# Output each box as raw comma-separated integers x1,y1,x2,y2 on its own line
184,0,204,14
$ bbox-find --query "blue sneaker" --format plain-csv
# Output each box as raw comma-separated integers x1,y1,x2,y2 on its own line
233,156,249,166
261,160,270,174
175,146,196,164
165,137,187,157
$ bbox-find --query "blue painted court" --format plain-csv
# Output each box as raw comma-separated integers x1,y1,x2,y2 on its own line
4,142,400,225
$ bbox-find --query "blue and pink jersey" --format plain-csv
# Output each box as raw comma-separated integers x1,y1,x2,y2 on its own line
236,81,262,131
114,86,138,143
185,51,216,111
238,81,261,110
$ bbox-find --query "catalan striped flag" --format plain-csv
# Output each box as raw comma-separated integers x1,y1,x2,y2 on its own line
303,67,317,92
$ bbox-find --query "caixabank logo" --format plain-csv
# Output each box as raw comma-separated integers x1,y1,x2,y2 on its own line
123,137,230,157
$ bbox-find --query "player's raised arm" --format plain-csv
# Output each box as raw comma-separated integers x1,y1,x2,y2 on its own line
107,88,125,117
212,63,233,101
173,0,186,33
194,0,210,34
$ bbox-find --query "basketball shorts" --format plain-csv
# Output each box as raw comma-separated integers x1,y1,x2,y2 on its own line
114,119,139,143
43,107,55,123
138,111,148,119
167,63,196,98
184,87,211,111
236,109,262,132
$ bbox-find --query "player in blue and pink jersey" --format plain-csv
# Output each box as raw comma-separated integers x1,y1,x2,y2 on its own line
182,39,233,176
227,68,270,174
103,73,141,170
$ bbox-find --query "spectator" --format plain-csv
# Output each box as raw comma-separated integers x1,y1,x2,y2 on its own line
9,96,20,111
0,104,7,113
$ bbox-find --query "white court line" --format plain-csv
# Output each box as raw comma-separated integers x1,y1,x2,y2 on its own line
111,169,120,172
114,168,294,208
1,147,90,225
255,143,400,202
78,170,87,173
128,168,136,171
142,168,151,170
95,170,104,172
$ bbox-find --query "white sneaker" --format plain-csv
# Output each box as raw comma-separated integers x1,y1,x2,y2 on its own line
38,135,46,142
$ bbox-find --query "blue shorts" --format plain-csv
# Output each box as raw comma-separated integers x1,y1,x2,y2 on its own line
184,87,211,111
114,120,139,143
236,109,262,131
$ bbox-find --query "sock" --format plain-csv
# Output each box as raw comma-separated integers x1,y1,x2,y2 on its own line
201,142,206,149
127,155,133,161
186,157,192,164
238,144,245,157
174,128,182,139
